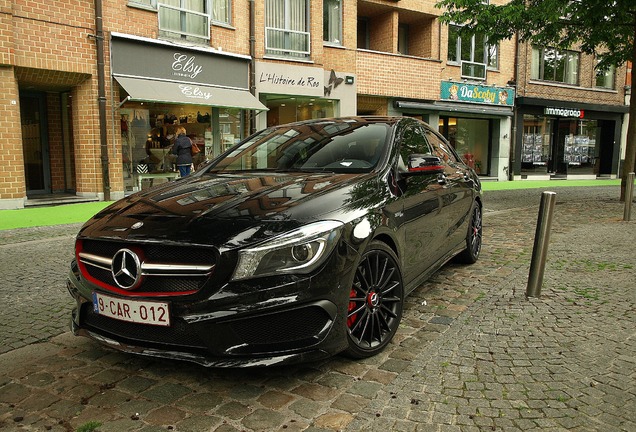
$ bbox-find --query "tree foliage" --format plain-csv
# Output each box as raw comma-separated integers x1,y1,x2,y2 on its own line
437,0,635,68
436,0,636,199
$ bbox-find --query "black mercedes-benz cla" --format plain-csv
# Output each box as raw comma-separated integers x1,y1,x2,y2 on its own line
67,116,482,367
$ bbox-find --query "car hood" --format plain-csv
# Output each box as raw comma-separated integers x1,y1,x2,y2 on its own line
79,172,380,251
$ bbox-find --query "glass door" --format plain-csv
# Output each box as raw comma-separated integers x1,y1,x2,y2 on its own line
20,93,51,195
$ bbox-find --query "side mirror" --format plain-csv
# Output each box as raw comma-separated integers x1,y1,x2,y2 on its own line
407,154,444,174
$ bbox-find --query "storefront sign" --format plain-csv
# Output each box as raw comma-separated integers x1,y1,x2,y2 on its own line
112,34,249,90
255,62,324,97
544,107,585,118
440,81,514,106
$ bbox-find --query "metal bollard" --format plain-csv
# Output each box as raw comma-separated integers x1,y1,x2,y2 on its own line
624,172,635,222
526,191,557,298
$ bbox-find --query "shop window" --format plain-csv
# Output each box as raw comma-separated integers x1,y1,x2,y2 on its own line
521,115,552,174
265,0,310,59
439,117,489,175
531,46,579,85
158,0,211,42
264,96,336,127
323,0,342,45
119,103,245,193
595,60,615,89
447,24,498,80
563,120,598,174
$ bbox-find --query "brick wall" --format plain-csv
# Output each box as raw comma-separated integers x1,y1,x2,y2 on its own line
357,50,442,100
516,42,626,106
0,66,24,206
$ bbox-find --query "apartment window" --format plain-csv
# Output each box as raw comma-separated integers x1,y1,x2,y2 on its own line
158,0,211,41
129,0,157,8
531,46,579,85
595,61,615,89
447,24,498,79
266,0,310,59
357,18,369,49
211,0,230,25
398,24,409,55
323,0,342,45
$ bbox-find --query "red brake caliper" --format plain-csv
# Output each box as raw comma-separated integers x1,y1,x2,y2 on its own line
347,288,358,328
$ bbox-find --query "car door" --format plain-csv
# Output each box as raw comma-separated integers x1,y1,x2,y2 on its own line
392,122,446,286
423,127,475,250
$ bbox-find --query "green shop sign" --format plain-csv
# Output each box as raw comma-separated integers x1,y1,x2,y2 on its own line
440,81,514,106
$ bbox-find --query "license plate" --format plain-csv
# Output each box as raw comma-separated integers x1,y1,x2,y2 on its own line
92,292,171,327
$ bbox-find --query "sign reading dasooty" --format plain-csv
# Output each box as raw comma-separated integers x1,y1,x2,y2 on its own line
440,81,515,106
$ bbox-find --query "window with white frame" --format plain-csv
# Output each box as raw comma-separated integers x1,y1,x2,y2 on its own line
158,0,211,41
323,0,342,45
447,24,498,79
211,0,231,25
266,0,310,59
129,0,157,8
531,46,579,85
595,60,615,89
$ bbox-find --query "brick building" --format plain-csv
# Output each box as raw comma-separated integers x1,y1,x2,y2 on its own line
513,43,629,180
0,0,628,209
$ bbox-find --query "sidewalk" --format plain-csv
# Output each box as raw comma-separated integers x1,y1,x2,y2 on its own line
0,187,634,431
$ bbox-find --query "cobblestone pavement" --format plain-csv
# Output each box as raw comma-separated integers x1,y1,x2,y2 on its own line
0,186,634,431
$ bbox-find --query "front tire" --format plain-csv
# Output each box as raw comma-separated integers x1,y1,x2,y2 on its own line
456,202,482,264
344,241,404,359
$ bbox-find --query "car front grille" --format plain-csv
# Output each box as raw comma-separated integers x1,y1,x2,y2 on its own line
77,239,216,296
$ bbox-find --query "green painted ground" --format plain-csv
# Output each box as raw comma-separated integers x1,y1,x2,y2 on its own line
0,179,627,230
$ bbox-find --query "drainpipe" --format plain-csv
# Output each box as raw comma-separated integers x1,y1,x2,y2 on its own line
249,0,257,134
95,0,110,201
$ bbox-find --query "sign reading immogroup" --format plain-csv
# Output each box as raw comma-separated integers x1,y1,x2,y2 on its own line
544,106,585,118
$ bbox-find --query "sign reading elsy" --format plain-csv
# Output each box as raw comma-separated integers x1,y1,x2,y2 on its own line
440,81,515,106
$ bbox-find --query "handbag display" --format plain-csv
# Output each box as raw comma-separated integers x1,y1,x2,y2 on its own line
190,142,201,156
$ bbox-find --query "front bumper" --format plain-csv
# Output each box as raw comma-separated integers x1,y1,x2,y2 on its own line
67,248,356,367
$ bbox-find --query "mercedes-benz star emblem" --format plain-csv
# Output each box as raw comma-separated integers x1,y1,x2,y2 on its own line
111,249,142,290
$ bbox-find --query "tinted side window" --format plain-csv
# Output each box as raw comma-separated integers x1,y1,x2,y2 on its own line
398,124,434,172
424,128,459,164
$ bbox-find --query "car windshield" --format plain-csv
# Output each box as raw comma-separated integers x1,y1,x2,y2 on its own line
204,120,390,173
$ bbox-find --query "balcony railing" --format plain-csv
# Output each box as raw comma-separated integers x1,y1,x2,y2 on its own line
265,27,310,57
158,3,210,40
461,61,486,80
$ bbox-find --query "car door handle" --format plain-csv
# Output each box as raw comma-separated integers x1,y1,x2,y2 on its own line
437,173,447,185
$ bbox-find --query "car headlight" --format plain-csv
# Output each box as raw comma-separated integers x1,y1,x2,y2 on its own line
232,220,344,281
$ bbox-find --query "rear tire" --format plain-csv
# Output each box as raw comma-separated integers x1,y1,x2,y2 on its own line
456,202,482,264
344,241,404,359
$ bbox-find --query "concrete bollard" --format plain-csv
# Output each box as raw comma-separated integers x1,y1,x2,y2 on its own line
624,172,635,222
526,191,557,298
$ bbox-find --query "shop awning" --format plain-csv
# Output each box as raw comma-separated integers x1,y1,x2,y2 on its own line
115,76,267,111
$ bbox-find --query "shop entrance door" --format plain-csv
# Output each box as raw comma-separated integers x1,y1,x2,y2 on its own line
598,120,615,176
20,93,51,195
549,119,570,177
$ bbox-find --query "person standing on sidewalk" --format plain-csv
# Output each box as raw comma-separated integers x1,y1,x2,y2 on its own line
171,126,193,177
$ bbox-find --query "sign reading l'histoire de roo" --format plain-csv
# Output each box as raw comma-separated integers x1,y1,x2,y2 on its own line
440,81,515,106
255,62,325,97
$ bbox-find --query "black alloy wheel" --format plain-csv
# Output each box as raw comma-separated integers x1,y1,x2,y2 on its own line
344,241,404,358
457,202,482,264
